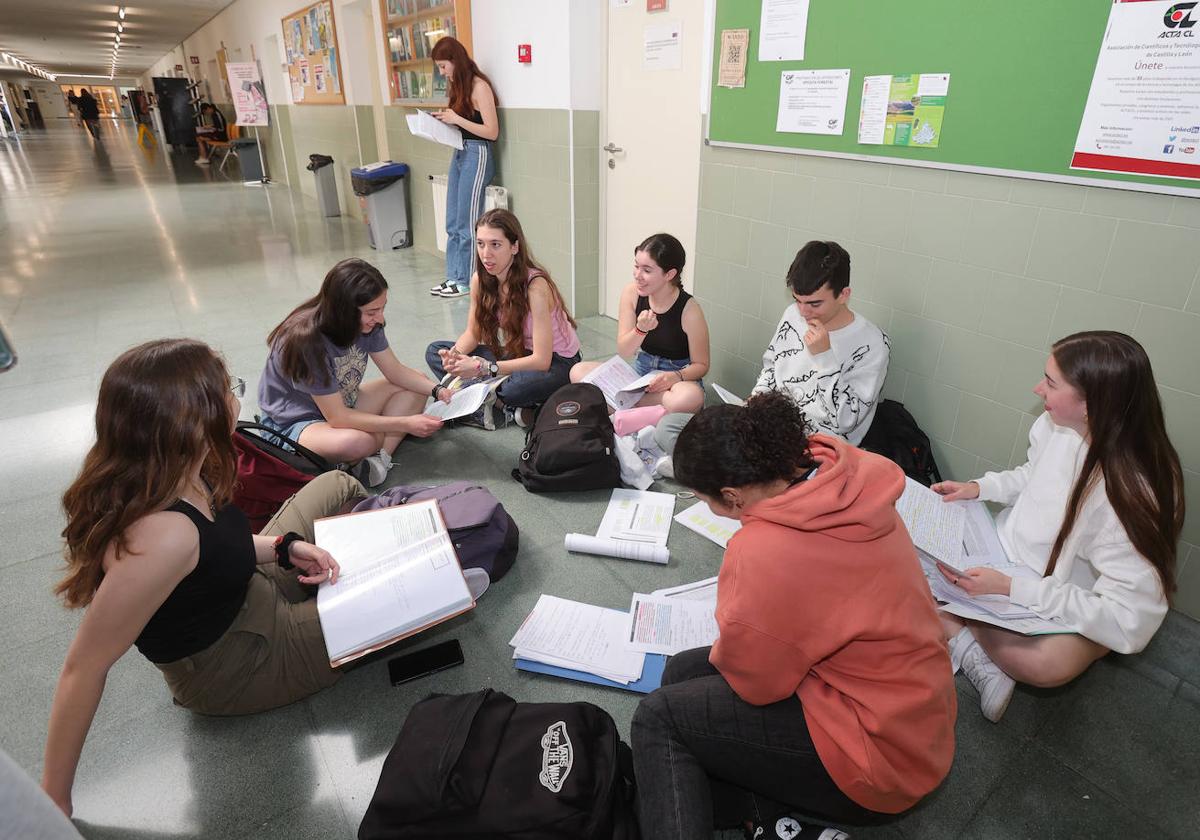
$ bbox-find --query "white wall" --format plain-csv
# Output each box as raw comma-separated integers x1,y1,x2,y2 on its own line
568,0,603,110
471,0,571,109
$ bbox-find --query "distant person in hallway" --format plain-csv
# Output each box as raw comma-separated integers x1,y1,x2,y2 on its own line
632,392,955,838
41,339,369,818
426,209,581,430
753,240,889,445
570,233,710,415
428,35,499,299
259,258,448,486
932,331,1184,722
76,89,100,140
65,88,80,126
194,102,228,165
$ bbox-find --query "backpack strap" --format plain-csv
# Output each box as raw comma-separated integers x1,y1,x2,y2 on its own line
236,421,334,473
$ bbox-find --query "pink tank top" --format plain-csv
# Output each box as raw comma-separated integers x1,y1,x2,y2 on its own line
519,271,581,357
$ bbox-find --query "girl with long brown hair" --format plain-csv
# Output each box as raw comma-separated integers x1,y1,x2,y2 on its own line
429,35,499,299
932,331,1184,722
425,209,581,429
41,339,368,817
258,258,448,486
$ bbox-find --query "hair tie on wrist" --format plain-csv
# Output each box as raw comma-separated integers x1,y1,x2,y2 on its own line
635,327,647,336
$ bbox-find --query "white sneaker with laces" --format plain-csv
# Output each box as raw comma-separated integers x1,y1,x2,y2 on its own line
959,637,1015,722
437,282,470,299
194,157,211,165
359,447,393,488
429,280,451,294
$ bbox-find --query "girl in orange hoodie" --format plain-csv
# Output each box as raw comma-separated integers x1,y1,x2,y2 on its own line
631,392,956,838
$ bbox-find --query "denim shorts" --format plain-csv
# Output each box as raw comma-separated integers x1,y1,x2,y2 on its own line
258,415,322,451
633,350,704,391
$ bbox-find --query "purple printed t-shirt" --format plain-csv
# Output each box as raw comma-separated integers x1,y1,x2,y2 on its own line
257,327,389,427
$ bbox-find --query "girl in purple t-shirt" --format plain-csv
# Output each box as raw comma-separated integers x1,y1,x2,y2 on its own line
425,209,582,429
259,258,449,486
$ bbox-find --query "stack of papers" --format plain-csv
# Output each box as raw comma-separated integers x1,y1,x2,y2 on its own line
510,594,645,684
423,381,491,421
405,109,463,149
674,501,742,549
565,489,675,564
896,477,967,565
581,356,659,411
625,591,719,656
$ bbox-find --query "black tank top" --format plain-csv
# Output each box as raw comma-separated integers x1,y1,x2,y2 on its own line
133,501,256,664
460,108,489,142
636,288,692,361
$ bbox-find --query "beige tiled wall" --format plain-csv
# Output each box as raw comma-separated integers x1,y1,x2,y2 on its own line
694,141,1200,619
286,105,366,221
572,110,600,317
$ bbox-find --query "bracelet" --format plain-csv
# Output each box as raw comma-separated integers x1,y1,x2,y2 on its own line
675,370,686,382
431,383,442,399
635,327,648,336
273,532,303,570
476,357,485,376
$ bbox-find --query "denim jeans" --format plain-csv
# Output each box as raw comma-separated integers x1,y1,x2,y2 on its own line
632,349,704,391
445,140,494,285
425,340,580,408
631,647,877,836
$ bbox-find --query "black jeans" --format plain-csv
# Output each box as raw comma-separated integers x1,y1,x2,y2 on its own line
631,647,878,837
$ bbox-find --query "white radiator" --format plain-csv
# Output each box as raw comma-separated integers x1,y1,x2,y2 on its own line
429,175,510,253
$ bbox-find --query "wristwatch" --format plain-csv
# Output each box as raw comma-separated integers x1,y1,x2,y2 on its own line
273,531,303,570
487,360,500,376
431,382,442,398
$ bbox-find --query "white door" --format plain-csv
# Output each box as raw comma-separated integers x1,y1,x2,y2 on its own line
602,3,707,316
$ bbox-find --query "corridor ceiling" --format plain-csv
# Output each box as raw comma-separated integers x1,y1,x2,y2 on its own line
0,1,236,78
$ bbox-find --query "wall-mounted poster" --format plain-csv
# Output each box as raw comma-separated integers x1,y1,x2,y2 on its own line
281,0,345,105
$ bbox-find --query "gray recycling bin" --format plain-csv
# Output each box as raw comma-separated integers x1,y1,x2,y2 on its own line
307,154,340,217
235,139,264,182
351,161,412,250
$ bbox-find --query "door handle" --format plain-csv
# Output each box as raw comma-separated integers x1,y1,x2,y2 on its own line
602,142,623,153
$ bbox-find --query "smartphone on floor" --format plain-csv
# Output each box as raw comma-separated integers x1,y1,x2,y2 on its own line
388,639,464,686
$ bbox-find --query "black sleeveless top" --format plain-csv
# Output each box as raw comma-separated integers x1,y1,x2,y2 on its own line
460,108,489,142
133,501,256,664
635,288,692,361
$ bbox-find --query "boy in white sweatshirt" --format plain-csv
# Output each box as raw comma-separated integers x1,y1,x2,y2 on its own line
752,240,889,444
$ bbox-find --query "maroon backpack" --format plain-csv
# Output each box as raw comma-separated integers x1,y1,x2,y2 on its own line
233,421,334,532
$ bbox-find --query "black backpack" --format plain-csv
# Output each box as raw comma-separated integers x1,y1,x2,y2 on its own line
511,383,622,493
358,689,640,840
858,399,943,487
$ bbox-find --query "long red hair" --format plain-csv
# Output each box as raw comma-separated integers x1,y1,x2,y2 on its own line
430,36,498,118
57,339,238,608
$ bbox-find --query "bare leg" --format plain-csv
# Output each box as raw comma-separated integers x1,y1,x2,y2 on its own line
569,360,600,382
636,381,704,414
197,137,210,158
296,379,429,463
968,623,1108,688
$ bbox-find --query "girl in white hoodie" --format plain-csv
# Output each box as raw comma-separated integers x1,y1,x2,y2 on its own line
932,331,1184,722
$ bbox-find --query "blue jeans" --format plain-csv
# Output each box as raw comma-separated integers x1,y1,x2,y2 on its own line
425,340,580,408
633,349,704,391
445,140,495,285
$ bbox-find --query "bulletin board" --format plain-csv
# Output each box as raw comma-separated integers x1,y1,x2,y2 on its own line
708,0,1200,196
281,0,345,105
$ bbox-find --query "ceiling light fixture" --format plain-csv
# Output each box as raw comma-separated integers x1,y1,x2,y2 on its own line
119,6,126,20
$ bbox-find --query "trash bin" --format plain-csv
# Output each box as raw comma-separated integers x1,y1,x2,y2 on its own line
234,138,265,182
351,161,412,250
307,154,340,217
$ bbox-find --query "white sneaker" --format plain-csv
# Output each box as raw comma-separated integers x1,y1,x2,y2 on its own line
653,455,674,479
463,567,490,600
429,280,451,294
513,406,536,429
358,448,393,488
946,626,973,674
437,282,470,299
195,157,211,165
959,637,1015,722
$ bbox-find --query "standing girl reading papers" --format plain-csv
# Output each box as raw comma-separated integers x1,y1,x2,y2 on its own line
754,240,888,444
42,340,368,817
932,331,1184,722
425,209,581,429
570,233,709,414
632,392,955,839
429,36,499,299
259,258,448,487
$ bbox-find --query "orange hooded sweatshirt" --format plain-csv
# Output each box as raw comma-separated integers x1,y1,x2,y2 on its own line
709,435,956,814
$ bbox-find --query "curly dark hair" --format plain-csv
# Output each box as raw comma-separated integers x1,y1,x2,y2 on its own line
674,390,816,498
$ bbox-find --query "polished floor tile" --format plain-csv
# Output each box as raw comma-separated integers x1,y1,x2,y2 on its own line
1,123,1198,840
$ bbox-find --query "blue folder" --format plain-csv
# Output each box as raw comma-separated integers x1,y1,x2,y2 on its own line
514,653,668,694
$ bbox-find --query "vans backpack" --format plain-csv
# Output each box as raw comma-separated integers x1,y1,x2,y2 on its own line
358,689,640,840
511,383,622,493
233,421,335,531
858,399,943,487
352,482,519,582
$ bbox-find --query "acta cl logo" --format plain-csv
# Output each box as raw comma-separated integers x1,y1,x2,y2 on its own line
1165,3,1197,28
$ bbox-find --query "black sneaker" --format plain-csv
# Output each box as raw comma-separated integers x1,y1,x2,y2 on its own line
429,280,452,295
745,816,849,840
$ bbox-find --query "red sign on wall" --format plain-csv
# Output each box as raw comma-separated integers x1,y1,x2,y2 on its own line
190,56,200,65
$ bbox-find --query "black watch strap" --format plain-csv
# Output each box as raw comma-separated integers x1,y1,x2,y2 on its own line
431,382,442,398
275,531,303,570
488,360,499,376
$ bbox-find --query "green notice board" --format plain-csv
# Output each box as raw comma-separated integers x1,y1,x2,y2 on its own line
709,0,1200,195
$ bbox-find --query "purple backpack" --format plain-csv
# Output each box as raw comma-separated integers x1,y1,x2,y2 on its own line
352,482,519,582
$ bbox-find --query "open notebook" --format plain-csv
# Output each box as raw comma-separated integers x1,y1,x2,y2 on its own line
314,500,475,667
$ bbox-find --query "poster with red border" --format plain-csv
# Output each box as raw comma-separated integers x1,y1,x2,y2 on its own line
1071,0,1200,180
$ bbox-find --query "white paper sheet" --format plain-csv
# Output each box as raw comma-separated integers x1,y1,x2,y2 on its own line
938,601,1074,637
673,501,742,549
759,0,810,62
711,382,746,406
509,594,645,682
405,109,463,150
643,21,682,71
775,68,851,135
596,489,676,545
565,533,670,565
856,74,890,144
652,576,719,603
581,355,644,411
625,594,719,656
896,477,966,565
423,382,490,421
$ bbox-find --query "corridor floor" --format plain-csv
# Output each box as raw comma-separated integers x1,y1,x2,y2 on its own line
0,122,1196,840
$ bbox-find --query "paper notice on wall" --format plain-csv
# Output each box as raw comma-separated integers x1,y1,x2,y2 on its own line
759,0,810,62
644,21,682,71
313,61,326,93
291,81,304,102
775,68,851,135
857,73,949,147
718,28,750,88
299,58,310,86
1071,0,1200,181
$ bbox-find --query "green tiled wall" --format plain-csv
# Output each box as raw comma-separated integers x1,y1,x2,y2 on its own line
694,141,1200,619
572,110,600,317
286,105,365,220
